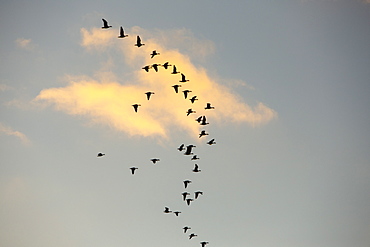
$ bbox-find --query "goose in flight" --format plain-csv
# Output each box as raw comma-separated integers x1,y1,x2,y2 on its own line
199,130,209,138
184,145,195,155
180,73,189,83
118,26,128,38
174,211,181,216
182,192,190,201
145,92,155,100
150,158,160,164
132,104,141,113
190,96,198,104
162,62,171,69
135,36,145,47
186,198,194,206
205,103,215,109
194,191,203,199
183,90,192,99
195,116,203,123
200,242,209,247
183,226,191,233
191,155,199,160
171,65,180,74
164,207,172,213
150,50,160,58
97,152,105,157
183,180,192,188
200,116,209,125
152,63,160,72
178,144,185,152
186,108,196,116
101,19,112,29
142,65,151,72
130,167,138,175
207,139,216,145
172,84,181,93
192,164,201,173
189,233,197,239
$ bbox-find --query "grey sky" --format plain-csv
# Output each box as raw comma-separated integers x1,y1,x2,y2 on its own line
1,1,370,247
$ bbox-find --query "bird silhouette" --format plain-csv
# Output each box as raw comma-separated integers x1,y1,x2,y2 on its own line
142,65,151,72
132,104,141,113
186,109,196,116
172,84,181,93
145,92,154,100
195,116,203,123
178,144,185,151
180,73,189,83
135,36,145,47
97,153,105,157
186,198,194,206
152,63,160,72
184,145,195,155
192,164,201,172
191,155,199,160
200,116,209,125
183,180,192,188
182,192,190,201
118,26,128,38
101,19,112,29
150,50,160,58
190,96,198,104
189,233,197,239
200,241,209,247
171,65,180,74
199,130,209,138
183,226,191,233
183,90,192,99
207,139,216,145
150,158,160,164
194,191,203,199
162,62,171,69
174,211,181,216
164,207,172,213
205,103,215,109
130,167,138,175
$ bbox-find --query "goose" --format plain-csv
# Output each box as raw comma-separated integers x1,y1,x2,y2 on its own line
142,65,151,72
186,108,196,116
200,116,209,125
132,104,141,113
183,226,191,233
145,92,154,100
174,211,181,216
182,192,190,201
207,139,216,145
150,50,160,58
199,130,209,138
183,180,192,189
152,63,160,72
118,26,128,38
184,145,195,155
97,153,105,157
194,191,203,199
179,73,189,83
178,144,185,151
162,62,171,69
171,65,180,74
191,155,199,160
205,103,215,109
164,207,172,213
172,84,181,93
189,233,197,239
150,158,160,164
135,35,145,47
183,90,192,99
200,242,209,247
190,96,198,104
130,167,138,175
195,116,203,123
186,198,194,206
192,164,201,173
101,19,112,29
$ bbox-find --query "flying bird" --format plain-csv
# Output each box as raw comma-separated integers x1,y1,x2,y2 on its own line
183,226,191,233
132,104,141,113
180,73,189,83
200,116,209,125
195,116,203,123
189,233,197,239
171,65,180,74
142,65,151,72
97,153,105,157
174,211,181,216
152,63,160,72
135,35,145,47
164,207,172,213
178,144,185,152
186,108,196,116
205,103,215,109
182,90,192,99
130,167,138,175
150,158,160,164
101,19,112,29
183,180,192,188
192,164,201,173
191,155,199,160
118,26,128,38
190,96,198,104
200,241,209,247
162,62,171,69
172,84,182,93
194,191,203,199
145,92,155,100
207,139,216,145
150,50,160,58
184,145,195,155
186,198,194,206
182,192,190,201
199,130,209,138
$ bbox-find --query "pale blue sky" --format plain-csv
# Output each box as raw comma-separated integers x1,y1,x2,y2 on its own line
1,1,370,247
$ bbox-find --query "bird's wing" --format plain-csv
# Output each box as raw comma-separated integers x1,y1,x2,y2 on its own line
102,19,108,26
120,26,123,35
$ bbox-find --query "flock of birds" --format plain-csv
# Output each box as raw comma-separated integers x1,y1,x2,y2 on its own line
97,19,216,247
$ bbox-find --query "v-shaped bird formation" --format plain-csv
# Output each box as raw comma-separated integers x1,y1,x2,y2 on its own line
97,18,216,247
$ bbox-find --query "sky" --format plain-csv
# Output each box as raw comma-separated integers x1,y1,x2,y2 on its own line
1,0,370,247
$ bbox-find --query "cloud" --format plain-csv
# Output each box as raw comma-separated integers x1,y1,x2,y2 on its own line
35,27,277,139
15,38,35,51
0,84,12,92
0,122,30,144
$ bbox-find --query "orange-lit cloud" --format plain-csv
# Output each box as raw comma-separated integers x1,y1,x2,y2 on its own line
15,38,35,51
35,27,277,139
0,122,30,144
